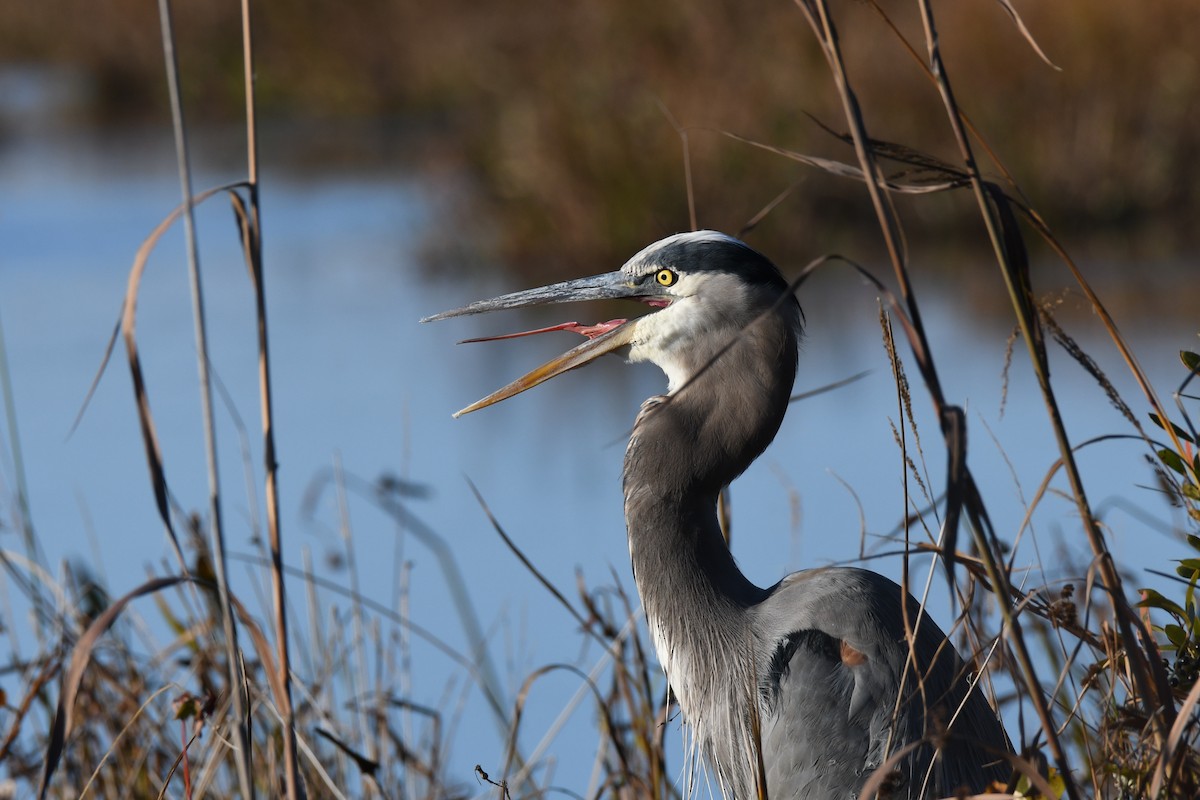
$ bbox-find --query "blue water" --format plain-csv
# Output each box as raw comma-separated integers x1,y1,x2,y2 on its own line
1,123,1195,794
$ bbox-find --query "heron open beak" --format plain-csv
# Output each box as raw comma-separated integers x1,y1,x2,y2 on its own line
421,271,665,417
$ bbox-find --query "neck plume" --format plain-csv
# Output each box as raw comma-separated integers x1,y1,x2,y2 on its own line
620,301,800,795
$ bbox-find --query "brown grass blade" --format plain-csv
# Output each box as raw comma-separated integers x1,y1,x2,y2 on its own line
121,182,247,574
66,316,121,440
721,131,967,194
990,0,1061,70
39,575,191,798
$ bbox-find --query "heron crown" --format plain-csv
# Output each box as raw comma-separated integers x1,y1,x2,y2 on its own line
621,230,791,293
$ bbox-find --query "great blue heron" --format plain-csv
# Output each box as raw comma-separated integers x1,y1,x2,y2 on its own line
424,231,1011,798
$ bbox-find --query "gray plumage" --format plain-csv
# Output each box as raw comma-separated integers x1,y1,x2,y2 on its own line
425,231,1011,799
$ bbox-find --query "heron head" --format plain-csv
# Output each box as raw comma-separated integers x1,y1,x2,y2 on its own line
422,230,800,417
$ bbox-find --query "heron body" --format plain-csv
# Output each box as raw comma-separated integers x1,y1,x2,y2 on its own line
425,231,1010,798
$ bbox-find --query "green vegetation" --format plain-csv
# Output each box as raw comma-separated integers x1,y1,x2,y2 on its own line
2,1,1199,798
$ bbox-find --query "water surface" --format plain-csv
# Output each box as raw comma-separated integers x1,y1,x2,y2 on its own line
1,122,1195,792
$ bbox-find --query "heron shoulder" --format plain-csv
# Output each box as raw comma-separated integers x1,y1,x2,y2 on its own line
754,567,1011,796
756,567,911,652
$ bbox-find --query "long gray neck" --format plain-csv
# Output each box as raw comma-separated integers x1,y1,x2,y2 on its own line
620,306,799,793
622,306,799,606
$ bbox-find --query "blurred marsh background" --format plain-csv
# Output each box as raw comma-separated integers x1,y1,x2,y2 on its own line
1,1,1199,797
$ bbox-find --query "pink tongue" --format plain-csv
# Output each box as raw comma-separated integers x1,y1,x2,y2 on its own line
460,319,627,344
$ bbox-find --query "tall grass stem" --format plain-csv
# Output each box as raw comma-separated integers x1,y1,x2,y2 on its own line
155,0,252,795
912,0,1173,774
797,0,1077,793
238,0,302,795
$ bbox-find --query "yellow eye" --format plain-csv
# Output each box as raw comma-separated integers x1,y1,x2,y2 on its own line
655,269,677,287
